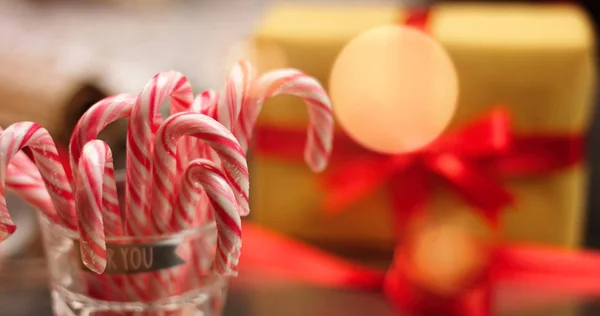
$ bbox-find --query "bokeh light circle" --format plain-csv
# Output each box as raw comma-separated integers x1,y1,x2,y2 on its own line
329,25,458,154
406,222,490,296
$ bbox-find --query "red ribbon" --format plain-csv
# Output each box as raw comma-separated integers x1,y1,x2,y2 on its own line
240,222,600,314
255,109,583,229
251,108,584,314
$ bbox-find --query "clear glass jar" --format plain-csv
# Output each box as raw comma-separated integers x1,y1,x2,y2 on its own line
39,214,228,316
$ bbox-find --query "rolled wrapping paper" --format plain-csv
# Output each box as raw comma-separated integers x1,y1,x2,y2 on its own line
0,49,116,145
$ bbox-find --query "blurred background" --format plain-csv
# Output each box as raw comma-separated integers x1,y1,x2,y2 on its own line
1,0,600,315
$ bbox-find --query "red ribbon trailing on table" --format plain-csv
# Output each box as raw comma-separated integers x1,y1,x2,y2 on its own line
249,108,585,314
240,223,600,314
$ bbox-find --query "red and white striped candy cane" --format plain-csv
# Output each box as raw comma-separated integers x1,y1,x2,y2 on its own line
189,62,253,167
151,111,246,298
75,140,121,274
69,94,148,301
126,72,193,304
189,89,220,162
175,89,218,175
193,89,219,115
181,64,250,194
176,159,242,275
189,62,254,222
188,90,221,212
70,94,137,176
70,94,137,228
234,69,334,173
151,112,248,234
0,122,76,240
215,61,255,131
5,163,57,223
126,71,193,237
0,125,58,223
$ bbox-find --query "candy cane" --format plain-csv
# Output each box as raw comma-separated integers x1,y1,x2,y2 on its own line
70,94,137,175
75,140,120,274
70,94,137,228
194,89,219,115
0,122,76,240
177,92,223,296
126,71,193,237
151,112,248,234
5,163,58,224
234,69,334,173
124,72,194,305
193,63,254,223
69,94,148,302
176,159,242,275
189,63,252,175
76,141,131,307
214,61,255,131
0,127,58,225
195,89,220,157
1,131,58,223
148,112,244,298
175,89,219,175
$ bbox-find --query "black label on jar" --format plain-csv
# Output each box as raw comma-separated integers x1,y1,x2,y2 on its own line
76,240,186,274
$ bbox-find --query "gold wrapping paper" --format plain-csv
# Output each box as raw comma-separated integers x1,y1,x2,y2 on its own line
250,3,596,250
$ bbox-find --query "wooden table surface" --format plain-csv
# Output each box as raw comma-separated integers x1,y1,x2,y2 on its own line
3,257,600,316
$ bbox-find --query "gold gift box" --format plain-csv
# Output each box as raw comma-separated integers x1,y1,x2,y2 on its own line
249,3,596,251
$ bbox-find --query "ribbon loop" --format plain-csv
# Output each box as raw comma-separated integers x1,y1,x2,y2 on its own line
425,153,513,224
323,109,516,224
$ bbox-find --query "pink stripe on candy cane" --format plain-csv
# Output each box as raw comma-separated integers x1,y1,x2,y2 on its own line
9,152,42,179
167,75,195,114
151,112,248,234
193,89,219,114
176,159,242,276
234,69,334,172
126,71,193,237
6,164,57,222
75,140,119,273
0,122,76,240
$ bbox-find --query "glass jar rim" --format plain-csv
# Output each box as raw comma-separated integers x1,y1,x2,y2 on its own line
39,213,217,243
39,169,216,242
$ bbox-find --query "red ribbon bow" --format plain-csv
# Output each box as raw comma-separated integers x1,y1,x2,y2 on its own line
324,108,516,229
